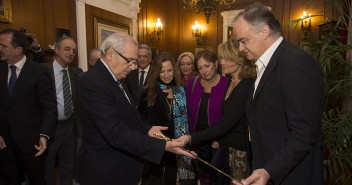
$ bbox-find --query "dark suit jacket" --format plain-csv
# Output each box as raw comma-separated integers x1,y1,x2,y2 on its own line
77,60,165,185
0,60,57,153
246,39,323,185
125,67,151,105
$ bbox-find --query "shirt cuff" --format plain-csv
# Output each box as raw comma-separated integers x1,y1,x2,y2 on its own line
40,134,50,140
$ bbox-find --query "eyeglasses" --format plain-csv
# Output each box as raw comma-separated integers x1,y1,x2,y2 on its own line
114,50,137,66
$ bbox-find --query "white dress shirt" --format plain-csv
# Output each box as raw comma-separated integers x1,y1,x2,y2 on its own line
7,56,26,84
253,36,283,96
139,65,150,85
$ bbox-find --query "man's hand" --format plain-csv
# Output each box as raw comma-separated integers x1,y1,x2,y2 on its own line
233,168,270,185
34,136,47,157
148,126,168,137
0,135,6,150
27,33,41,50
165,140,196,159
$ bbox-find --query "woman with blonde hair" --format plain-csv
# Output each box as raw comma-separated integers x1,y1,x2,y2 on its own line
177,39,256,182
177,52,196,88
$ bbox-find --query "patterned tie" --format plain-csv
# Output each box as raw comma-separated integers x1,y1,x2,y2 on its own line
62,69,73,118
139,70,145,87
8,65,17,95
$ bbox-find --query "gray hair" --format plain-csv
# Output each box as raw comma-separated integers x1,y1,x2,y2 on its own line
233,2,281,37
177,52,194,65
138,44,152,56
55,36,75,49
100,32,138,55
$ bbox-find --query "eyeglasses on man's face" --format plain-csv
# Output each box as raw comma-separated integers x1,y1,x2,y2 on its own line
114,49,137,66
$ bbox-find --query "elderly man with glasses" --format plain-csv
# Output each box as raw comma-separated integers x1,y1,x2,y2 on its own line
76,32,194,185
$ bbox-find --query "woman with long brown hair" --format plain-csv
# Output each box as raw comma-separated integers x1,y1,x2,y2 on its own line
139,52,195,185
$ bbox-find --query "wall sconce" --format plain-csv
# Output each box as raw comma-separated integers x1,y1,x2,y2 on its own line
192,21,204,45
149,18,163,43
301,11,311,40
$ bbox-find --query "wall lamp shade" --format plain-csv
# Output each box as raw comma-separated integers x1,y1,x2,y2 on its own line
149,18,163,43
183,0,236,23
192,21,203,45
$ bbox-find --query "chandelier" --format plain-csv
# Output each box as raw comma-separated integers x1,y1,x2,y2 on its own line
183,0,236,23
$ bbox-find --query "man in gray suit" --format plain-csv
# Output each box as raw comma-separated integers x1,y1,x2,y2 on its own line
44,36,78,185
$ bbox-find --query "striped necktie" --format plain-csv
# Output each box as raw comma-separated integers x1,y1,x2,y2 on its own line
62,69,73,118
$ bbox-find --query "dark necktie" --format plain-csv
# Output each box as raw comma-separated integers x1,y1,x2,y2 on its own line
8,65,17,95
62,70,73,118
139,70,145,87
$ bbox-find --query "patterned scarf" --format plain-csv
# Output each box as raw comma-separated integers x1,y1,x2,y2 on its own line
159,83,195,180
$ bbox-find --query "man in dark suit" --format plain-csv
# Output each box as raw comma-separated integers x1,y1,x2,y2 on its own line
44,36,78,185
232,3,323,185
125,44,152,105
0,29,57,185
77,32,193,185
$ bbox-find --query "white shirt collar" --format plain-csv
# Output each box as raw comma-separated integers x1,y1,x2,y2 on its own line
53,60,68,72
9,55,26,70
256,36,283,67
139,65,150,73
100,58,118,82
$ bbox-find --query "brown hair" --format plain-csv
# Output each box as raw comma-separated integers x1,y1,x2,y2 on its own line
145,52,181,107
218,39,256,79
194,49,218,73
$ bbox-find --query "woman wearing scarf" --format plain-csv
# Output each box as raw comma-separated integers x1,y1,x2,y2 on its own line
177,52,196,88
139,52,195,185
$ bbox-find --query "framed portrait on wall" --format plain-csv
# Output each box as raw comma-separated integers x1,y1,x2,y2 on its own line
0,0,12,23
94,17,130,48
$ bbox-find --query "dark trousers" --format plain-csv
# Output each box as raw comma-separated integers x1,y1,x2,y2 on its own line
0,131,46,185
45,117,76,185
143,154,177,185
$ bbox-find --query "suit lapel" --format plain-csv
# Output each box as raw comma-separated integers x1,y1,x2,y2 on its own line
96,60,135,108
46,62,57,99
68,67,77,103
0,63,10,106
253,40,287,101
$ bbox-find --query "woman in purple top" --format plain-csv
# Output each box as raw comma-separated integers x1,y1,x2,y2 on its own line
186,49,228,185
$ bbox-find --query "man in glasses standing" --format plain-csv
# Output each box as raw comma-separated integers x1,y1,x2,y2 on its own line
77,32,194,185
125,44,153,105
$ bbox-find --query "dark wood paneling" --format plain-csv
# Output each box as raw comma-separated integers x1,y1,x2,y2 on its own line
0,0,77,65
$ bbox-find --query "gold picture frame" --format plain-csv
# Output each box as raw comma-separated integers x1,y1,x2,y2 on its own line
94,17,130,48
0,0,12,23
